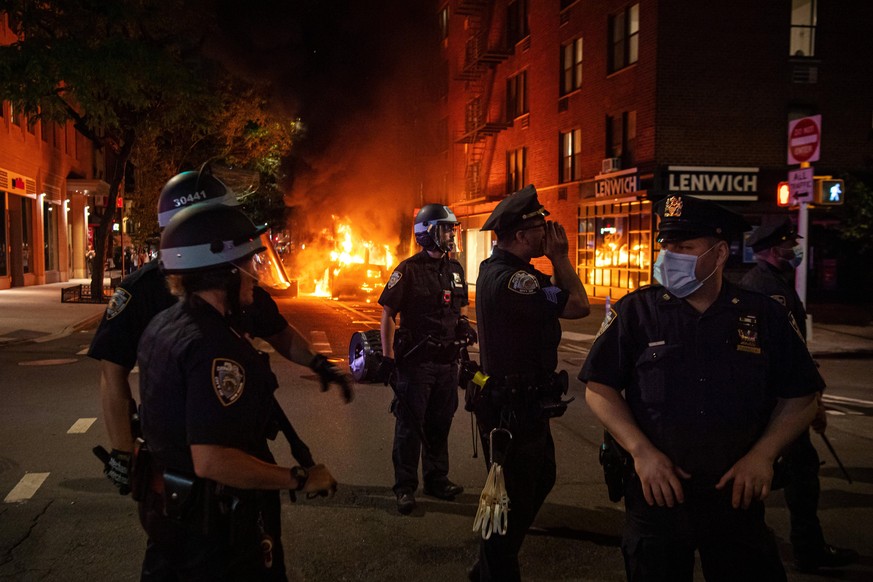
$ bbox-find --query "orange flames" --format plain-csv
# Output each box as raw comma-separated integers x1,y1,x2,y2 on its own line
292,216,394,300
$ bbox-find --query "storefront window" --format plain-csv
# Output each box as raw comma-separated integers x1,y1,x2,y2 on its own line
21,196,33,274
43,200,59,271
578,200,652,299
0,194,7,276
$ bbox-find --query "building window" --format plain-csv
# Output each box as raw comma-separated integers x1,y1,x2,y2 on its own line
790,0,816,57
507,0,529,46
609,3,639,73
561,37,583,95
606,110,636,165
560,129,582,183
43,200,58,271
21,196,33,274
506,71,528,120
438,6,449,41
507,147,528,193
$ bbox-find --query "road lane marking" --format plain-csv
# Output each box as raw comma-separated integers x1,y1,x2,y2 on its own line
823,394,873,407
4,473,50,503
67,418,97,434
76,348,89,355
18,358,78,366
310,331,332,354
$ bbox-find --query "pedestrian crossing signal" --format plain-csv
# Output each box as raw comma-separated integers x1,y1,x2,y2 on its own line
777,182,791,207
814,179,845,205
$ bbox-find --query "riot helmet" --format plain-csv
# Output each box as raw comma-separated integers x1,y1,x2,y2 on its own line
160,204,267,274
414,204,460,253
157,164,240,229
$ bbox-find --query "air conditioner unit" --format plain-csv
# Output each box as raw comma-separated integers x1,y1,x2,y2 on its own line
601,157,621,174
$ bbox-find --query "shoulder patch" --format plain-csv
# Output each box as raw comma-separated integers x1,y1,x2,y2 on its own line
105,287,132,320
507,271,539,295
212,359,245,406
594,308,618,341
770,294,787,306
387,271,402,289
787,312,805,342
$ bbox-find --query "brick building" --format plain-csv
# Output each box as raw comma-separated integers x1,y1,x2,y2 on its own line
426,0,873,300
0,13,110,289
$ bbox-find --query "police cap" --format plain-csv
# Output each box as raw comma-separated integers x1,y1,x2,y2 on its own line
481,184,550,234
746,215,802,252
654,194,750,243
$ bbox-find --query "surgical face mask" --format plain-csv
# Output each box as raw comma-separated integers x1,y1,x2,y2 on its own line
653,243,719,298
787,245,803,269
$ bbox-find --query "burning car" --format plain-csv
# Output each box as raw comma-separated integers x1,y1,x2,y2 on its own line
329,263,387,300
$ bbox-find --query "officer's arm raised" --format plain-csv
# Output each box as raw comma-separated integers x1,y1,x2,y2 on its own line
586,381,689,507
544,222,590,319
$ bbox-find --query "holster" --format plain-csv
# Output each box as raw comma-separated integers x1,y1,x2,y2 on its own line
600,431,630,502
130,438,152,502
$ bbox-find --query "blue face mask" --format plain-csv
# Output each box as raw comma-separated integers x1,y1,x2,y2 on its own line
653,244,719,298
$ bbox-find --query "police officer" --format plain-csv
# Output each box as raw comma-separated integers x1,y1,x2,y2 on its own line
471,185,589,581
89,166,351,495
580,195,823,581
741,215,857,572
136,203,337,580
378,203,472,515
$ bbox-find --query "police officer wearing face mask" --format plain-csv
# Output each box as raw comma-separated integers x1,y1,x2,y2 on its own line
136,204,339,580
740,215,858,573
470,185,590,581
378,203,472,515
580,195,824,582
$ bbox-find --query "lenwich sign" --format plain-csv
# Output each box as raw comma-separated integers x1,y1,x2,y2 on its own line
665,166,759,201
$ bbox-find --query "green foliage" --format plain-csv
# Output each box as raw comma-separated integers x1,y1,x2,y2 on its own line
839,176,873,257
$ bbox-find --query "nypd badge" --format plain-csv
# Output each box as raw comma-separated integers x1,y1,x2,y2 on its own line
736,315,761,354
212,359,245,406
452,271,464,288
105,287,132,320
664,195,683,217
508,271,539,295
594,308,617,341
387,271,402,290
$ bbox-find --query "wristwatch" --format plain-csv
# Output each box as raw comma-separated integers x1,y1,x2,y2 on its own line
290,465,308,491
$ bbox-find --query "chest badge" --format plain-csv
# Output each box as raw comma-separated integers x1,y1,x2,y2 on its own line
105,287,132,320
508,271,539,295
736,314,761,354
386,271,402,290
212,359,246,406
452,271,464,288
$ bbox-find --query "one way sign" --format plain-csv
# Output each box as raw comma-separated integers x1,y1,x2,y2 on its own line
788,167,814,203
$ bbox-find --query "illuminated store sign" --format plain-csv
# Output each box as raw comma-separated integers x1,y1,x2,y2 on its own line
594,168,639,197
666,166,759,200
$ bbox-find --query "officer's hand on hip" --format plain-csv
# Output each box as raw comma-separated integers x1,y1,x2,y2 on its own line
310,354,355,403
544,221,569,261
104,448,132,495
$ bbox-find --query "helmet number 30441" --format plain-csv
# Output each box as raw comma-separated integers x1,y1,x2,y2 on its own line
173,190,208,207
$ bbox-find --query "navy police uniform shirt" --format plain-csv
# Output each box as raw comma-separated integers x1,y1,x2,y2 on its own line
579,281,824,487
138,297,278,474
740,261,807,340
88,260,177,369
378,251,468,342
476,247,569,378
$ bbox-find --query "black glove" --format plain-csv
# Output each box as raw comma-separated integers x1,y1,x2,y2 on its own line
309,354,354,403
375,356,396,386
456,316,478,345
104,448,132,495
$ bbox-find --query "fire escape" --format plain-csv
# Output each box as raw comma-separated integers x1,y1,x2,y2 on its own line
455,0,512,200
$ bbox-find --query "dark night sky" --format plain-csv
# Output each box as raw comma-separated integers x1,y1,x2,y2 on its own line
208,0,437,245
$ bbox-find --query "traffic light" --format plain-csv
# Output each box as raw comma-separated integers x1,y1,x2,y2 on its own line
777,182,791,207
814,178,845,205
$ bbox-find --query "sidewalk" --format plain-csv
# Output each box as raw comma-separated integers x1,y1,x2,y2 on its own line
2,281,873,357
0,279,107,345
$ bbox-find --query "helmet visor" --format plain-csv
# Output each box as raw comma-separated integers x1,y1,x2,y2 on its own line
247,231,293,290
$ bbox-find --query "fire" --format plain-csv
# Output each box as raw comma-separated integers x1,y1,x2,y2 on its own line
293,216,394,300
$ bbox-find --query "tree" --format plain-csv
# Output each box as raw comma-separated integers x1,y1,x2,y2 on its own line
0,0,295,298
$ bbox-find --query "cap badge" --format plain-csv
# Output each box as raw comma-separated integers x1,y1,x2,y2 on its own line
664,196,683,217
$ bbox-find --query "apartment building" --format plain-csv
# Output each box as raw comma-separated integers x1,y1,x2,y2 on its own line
428,0,873,299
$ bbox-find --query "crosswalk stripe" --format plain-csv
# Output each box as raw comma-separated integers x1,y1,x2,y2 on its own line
562,331,595,342
4,473,50,503
67,418,97,434
310,331,332,354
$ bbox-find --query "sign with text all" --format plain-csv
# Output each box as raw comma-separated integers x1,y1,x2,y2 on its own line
788,167,814,203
